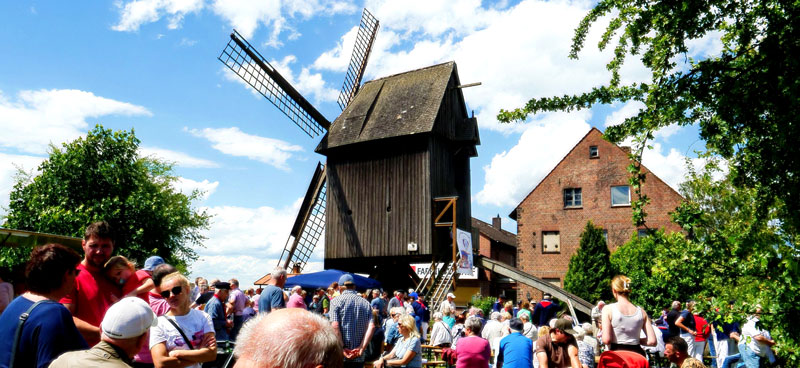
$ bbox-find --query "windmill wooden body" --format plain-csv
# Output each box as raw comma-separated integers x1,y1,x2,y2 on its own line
219,10,479,288
318,62,479,275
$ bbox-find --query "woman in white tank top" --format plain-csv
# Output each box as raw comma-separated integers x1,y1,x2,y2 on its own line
601,275,657,357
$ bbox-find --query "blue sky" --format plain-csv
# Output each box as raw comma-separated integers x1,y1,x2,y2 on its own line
0,0,717,287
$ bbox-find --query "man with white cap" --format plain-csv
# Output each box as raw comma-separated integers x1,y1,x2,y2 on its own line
440,292,457,314
50,297,158,367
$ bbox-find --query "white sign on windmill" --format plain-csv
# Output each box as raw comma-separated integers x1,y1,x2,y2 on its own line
456,228,474,276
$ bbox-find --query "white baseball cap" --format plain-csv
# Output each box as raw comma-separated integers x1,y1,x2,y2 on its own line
101,297,158,339
447,293,456,298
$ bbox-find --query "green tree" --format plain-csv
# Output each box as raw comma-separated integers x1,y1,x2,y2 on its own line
609,158,799,362
563,221,614,303
497,0,799,360
609,230,705,315
2,125,210,270
497,0,800,240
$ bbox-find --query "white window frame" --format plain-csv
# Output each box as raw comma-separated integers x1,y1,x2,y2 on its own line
563,188,582,208
589,145,599,158
611,185,631,207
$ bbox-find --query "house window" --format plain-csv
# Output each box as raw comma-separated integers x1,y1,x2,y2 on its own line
542,231,560,253
589,145,599,158
602,230,608,245
611,185,631,206
638,229,650,238
564,188,582,208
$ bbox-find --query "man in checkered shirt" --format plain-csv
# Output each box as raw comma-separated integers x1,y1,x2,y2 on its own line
329,273,375,368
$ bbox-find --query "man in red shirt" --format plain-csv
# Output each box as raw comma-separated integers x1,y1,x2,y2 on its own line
60,221,122,346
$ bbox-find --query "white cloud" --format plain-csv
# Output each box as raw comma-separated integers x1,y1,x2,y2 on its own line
139,146,219,168
309,0,649,135
210,0,356,45
312,26,359,72
186,197,327,287
641,142,701,191
476,111,592,207
605,101,645,127
0,153,45,218
178,38,197,47
0,89,151,155
270,56,339,104
112,0,204,32
172,177,219,201
605,101,683,141
186,127,302,170
365,0,499,38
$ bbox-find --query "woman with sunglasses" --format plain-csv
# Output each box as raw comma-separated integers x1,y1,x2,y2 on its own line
375,314,422,368
150,272,216,368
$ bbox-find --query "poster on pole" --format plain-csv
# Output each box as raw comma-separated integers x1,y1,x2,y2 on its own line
456,228,474,275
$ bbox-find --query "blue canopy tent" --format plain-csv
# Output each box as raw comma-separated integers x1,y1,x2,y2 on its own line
284,269,381,290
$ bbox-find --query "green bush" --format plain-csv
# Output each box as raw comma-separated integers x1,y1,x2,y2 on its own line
470,294,496,317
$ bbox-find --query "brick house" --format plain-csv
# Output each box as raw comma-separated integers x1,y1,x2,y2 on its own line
472,216,517,299
509,127,683,301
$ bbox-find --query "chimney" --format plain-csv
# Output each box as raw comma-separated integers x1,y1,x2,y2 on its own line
492,214,502,230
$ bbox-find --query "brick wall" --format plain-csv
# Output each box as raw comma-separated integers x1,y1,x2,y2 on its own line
513,128,684,302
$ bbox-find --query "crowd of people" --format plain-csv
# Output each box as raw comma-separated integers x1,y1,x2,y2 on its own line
0,221,779,368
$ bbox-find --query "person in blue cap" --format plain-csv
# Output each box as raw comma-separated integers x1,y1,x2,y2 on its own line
329,273,375,368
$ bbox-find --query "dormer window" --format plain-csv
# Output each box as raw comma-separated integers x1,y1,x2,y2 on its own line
589,145,599,158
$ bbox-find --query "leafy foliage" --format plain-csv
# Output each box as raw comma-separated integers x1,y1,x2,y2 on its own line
469,294,496,317
498,0,800,239
610,158,799,363
498,0,799,360
610,230,705,315
563,221,614,303
2,125,210,271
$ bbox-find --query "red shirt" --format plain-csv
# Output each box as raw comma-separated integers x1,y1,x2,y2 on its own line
59,262,121,346
694,315,710,342
123,269,152,302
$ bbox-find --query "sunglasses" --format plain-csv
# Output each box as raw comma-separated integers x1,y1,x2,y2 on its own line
160,286,183,298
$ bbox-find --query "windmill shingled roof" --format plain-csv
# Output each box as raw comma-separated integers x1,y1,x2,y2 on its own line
317,61,457,151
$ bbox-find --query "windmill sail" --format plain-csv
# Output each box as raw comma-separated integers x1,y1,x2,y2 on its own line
338,8,380,110
219,30,330,138
278,163,327,272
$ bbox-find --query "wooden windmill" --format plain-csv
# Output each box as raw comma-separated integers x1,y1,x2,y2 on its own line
219,9,479,288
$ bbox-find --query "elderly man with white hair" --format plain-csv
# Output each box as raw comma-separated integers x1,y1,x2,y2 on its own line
520,313,537,340
429,312,453,347
258,267,287,313
440,292,457,314
481,311,505,343
50,297,158,367
233,308,343,368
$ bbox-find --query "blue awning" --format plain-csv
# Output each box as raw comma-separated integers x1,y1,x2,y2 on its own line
284,269,381,290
